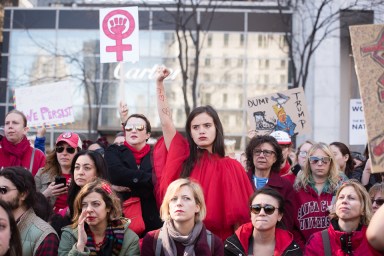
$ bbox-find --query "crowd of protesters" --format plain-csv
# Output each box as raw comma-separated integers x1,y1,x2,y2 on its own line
0,66,382,255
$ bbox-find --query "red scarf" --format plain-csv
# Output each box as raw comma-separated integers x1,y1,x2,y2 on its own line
0,136,31,166
124,142,150,165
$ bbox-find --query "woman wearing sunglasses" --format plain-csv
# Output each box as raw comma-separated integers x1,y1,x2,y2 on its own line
142,178,223,255
224,187,302,255
305,180,381,255
35,132,82,214
368,182,384,215
58,179,140,255
104,106,162,237
292,142,347,249
244,135,296,230
154,67,253,240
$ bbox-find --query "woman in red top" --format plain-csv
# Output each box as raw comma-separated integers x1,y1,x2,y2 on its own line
154,66,253,240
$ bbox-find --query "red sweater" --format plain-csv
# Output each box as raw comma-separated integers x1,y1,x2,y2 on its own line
0,146,45,176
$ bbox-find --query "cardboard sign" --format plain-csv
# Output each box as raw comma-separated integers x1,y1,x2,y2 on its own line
14,81,74,127
246,87,311,137
349,99,367,145
99,7,139,63
350,24,384,173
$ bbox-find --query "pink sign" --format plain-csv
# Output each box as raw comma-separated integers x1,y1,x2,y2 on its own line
99,7,139,63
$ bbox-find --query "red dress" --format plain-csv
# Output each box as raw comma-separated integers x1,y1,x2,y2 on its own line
153,132,253,240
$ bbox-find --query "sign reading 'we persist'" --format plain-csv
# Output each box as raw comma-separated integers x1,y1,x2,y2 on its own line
14,81,74,127
350,24,384,173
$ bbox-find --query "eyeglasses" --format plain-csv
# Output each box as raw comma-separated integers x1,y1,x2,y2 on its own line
309,156,331,165
0,186,18,195
125,124,146,132
250,204,279,215
56,146,76,154
299,151,308,157
372,198,384,206
253,149,275,157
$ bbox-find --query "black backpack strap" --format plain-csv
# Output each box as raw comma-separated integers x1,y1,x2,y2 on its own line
322,229,331,256
29,148,36,173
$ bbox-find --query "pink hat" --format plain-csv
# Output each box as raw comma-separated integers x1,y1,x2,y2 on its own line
56,132,82,149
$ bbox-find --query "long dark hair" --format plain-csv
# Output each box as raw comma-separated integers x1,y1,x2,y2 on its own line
0,200,22,256
330,142,354,177
181,105,225,178
67,150,108,218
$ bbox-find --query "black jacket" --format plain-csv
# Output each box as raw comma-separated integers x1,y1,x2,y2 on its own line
104,144,162,237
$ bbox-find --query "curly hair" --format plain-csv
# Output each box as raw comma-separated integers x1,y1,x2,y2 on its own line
71,178,121,228
245,135,283,173
294,142,340,193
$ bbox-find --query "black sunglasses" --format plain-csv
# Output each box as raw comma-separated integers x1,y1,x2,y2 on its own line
250,204,279,215
372,198,384,206
0,186,18,195
56,146,76,154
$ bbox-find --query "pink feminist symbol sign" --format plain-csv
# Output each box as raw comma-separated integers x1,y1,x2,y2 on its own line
102,9,135,62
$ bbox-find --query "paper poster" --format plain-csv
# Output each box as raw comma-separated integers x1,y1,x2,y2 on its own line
350,24,384,173
99,7,139,63
246,87,311,138
349,99,367,145
14,81,74,127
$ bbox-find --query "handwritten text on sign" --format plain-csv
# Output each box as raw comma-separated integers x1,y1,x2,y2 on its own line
246,87,312,137
99,7,139,63
14,81,75,127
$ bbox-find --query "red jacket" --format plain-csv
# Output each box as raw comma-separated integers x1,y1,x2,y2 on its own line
305,221,382,256
224,222,302,255
0,145,45,176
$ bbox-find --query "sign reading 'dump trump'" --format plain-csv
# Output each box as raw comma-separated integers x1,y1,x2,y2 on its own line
350,24,384,173
247,87,311,138
14,81,74,127
99,7,139,63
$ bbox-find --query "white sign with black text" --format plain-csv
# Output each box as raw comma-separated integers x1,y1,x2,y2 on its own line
349,99,367,145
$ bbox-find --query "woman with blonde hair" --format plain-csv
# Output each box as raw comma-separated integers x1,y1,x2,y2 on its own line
292,142,347,248
141,178,223,255
58,178,139,256
305,180,381,255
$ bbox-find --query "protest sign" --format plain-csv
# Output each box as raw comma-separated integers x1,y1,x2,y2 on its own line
14,81,74,127
349,99,367,145
350,24,384,173
99,7,139,63
246,87,311,138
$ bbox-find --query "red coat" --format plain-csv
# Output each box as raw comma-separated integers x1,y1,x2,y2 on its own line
224,222,302,255
305,221,382,256
153,132,253,241
0,144,45,176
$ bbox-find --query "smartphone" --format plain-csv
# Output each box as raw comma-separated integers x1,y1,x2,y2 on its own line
55,176,67,187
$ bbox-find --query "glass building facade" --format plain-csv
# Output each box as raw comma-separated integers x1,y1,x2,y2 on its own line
1,5,291,150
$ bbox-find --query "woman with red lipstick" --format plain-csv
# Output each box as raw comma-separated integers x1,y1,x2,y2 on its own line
141,178,223,255
35,132,82,214
104,109,162,237
154,67,253,240
305,180,381,256
58,179,140,255
224,188,302,255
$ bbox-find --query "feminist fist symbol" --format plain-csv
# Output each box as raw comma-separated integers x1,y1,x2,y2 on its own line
102,10,135,62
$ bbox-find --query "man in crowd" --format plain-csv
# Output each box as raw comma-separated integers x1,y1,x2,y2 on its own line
0,166,58,256
0,110,45,175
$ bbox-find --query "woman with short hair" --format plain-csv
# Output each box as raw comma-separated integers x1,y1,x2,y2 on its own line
141,178,223,255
